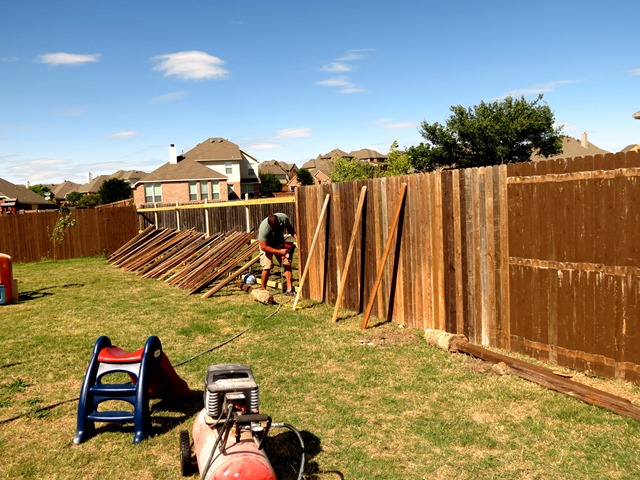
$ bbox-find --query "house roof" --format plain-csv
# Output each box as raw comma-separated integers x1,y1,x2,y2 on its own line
531,134,610,161
182,138,243,161
301,156,335,177
51,180,82,198
136,158,228,183
77,175,112,194
620,144,640,153
0,177,56,205
259,160,290,176
349,148,387,161
320,148,352,160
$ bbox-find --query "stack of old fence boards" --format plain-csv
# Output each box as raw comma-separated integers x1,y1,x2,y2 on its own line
107,226,259,298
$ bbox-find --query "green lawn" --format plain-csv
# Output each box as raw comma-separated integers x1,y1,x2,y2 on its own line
1,256,640,479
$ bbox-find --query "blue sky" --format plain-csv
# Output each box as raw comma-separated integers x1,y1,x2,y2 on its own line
1,0,639,186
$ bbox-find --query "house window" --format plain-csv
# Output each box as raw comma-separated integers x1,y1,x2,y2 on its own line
188,182,197,201
241,184,255,196
144,183,162,203
200,181,209,201
225,162,233,175
212,181,220,200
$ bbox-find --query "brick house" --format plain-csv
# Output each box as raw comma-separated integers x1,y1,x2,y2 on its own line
132,138,260,206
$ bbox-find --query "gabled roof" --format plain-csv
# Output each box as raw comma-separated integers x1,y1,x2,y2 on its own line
620,144,640,153
78,175,112,194
0,177,55,205
301,156,335,177
321,148,352,160
136,158,228,183
51,180,82,198
531,135,609,161
349,148,387,161
259,160,290,176
110,170,148,182
182,138,243,161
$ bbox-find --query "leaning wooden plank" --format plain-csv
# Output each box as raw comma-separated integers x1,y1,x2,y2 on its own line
136,230,202,276
292,194,331,310
361,183,407,329
116,229,176,269
188,242,259,294
332,186,367,322
164,233,227,284
201,254,261,298
142,233,209,279
110,228,166,266
124,229,184,272
107,225,156,262
128,229,195,273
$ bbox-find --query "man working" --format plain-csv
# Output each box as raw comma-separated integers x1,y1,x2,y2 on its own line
258,213,298,295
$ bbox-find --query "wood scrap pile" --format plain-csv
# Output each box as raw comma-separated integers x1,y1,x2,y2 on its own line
108,227,260,297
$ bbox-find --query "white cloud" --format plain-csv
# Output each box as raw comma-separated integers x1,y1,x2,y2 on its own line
36,52,101,65
317,77,365,94
498,80,574,99
109,131,138,140
251,143,280,150
336,49,373,61
151,91,189,103
631,68,640,76
275,128,310,139
383,121,416,130
321,62,352,73
152,51,228,81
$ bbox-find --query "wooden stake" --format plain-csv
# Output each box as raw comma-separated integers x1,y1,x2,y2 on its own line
361,183,407,329
332,186,367,323
292,194,331,310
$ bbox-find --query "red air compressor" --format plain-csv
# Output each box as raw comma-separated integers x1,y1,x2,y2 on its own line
180,364,305,480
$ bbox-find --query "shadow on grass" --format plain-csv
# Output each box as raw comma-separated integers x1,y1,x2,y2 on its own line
265,429,341,480
16,283,85,302
150,389,204,434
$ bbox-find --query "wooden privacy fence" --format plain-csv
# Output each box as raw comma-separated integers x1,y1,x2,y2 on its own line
295,150,640,383
0,206,138,263
136,197,295,234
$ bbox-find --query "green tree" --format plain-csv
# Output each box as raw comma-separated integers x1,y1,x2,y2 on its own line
384,141,412,177
77,193,101,208
29,184,54,200
259,172,283,196
329,157,379,183
47,204,76,259
410,94,563,171
98,178,132,204
296,168,315,186
66,191,84,206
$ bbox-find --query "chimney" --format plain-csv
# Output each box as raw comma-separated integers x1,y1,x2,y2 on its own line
581,132,588,148
169,144,178,164
88,172,93,183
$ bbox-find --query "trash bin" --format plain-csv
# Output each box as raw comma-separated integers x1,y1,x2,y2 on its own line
0,253,14,304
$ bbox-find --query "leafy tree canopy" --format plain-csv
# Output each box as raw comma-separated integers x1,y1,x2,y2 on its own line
296,168,315,186
77,193,101,208
66,191,84,206
98,178,132,204
259,172,283,196
385,141,412,177
29,184,54,199
409,94,563,172
329,157,380,183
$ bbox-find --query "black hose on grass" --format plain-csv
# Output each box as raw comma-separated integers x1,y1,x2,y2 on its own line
0,302,282,425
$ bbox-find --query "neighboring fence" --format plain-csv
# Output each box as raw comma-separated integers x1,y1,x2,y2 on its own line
136,197,296,234
0,206,138,263
295,150,640,383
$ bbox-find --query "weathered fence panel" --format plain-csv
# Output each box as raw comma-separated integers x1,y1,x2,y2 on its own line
0,206,138,263
296,150,640,383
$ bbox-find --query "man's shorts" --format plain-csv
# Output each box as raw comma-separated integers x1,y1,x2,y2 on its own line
259,250,283,270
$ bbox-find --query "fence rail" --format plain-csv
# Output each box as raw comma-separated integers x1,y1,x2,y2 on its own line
295,151,640,383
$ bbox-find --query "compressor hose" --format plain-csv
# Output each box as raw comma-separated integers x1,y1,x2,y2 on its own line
272,422,306,480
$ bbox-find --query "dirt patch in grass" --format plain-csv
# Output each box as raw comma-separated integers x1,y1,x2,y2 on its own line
357,324,421,347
